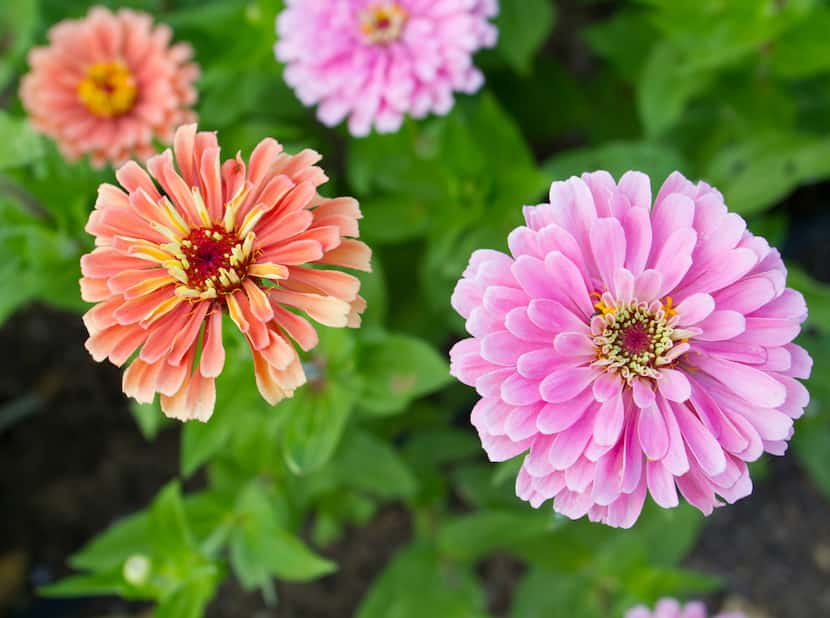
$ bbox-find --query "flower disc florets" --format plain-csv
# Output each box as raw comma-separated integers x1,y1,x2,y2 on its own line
592,295,686,383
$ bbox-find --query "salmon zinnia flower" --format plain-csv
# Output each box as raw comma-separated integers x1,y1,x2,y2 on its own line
627,598,745,618
450,171,811,528
275,0,498,136
20,7,198,167
80,124,370,421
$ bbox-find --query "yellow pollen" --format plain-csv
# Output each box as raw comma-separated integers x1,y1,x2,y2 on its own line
594,299,615,316
360,3,407,44
77,61,137,118
662,296,678,317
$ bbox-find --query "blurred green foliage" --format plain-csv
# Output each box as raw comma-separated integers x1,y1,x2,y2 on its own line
2,0,830,616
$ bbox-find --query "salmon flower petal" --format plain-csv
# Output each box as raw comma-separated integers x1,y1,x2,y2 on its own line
20,7,199,167
81,124,371,421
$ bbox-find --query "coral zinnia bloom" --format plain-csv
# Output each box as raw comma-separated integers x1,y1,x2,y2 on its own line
20,7,198,167
626,598,745,618
274,0,498,137
450,171,811,528
80,124,370,421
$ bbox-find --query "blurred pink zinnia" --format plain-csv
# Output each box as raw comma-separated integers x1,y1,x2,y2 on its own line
274,0,498,137
80,124,370,421
450,171,811,528
626,598,746,618
20,7,198,167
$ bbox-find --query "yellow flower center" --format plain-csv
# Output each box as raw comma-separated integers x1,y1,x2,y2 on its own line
77,61,137,118
359,3,407,44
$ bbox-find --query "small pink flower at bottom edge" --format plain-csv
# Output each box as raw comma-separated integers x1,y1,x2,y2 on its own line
626,597,746,618
450,170,811,528
80,123,371,421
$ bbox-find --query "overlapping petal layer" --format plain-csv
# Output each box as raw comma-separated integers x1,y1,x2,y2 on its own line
450,170,811,527
275,0,498,136
81,124,371,421
20,7,198,167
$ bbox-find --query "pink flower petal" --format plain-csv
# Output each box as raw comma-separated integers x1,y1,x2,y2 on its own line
540,366,597,404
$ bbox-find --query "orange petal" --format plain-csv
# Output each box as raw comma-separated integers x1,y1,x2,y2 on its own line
199,310,225,379
269,289,350,328
317,239,372,272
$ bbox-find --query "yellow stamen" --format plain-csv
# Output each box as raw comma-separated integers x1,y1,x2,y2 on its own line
663,296,678,317
77,61,137,118
223,185,249,232
594,299,615,316
249,263,289,280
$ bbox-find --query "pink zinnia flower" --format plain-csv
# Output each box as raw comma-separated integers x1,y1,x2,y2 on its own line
20,7,198,167
626,598,746,618
450,171,811,528
274,0,498,137
80,124,370,421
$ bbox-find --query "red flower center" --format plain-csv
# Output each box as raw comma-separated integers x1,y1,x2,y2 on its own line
620,322,651,355
180,226,248,293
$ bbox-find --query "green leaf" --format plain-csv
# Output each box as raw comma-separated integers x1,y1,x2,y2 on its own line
280,379,356,474
0,113,44,170
437,510,562,563
637,41,712,138
359,193,431,245
770,8,830,78
705,132,830,215
230,483,335,587
795,417,830,494
583,10,656,82
496,0,556,74
358,334,452,415
131,400,168,441
149,483,195,557
181,408,236,477
511,569,603,618
181,341,276,476
356,256,388,330
542,141,689,186
357,543,488,618
155,572,219,618
333,429,418,499
70,512,151,571
0,0,37,90
40,570,131,599
403,429,481,468
786,266,830,330
619,564,722,601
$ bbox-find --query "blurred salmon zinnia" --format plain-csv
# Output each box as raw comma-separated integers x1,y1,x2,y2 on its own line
275,0,498,136
80,124,370,421
627,598,745,618
20,7,198,167
450,171,811,528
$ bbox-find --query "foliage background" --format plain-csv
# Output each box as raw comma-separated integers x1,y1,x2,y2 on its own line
1,0,830,617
